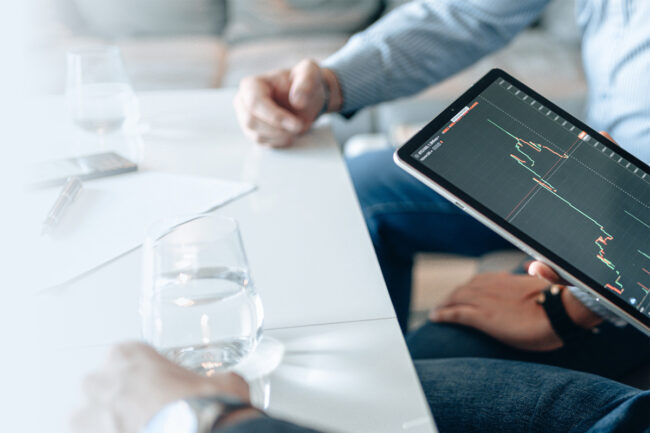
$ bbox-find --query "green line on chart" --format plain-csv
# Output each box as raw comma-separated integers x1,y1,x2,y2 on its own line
624,210,650,230
639,250,650,261
487,119,518,140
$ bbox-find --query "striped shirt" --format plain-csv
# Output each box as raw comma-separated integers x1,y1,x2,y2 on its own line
323,0,650,164
323,0,650,323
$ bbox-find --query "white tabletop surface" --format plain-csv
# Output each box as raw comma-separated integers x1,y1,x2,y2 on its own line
34,89,437,433
39,319,435,433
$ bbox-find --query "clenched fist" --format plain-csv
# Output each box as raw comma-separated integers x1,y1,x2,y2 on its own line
234,59,342,148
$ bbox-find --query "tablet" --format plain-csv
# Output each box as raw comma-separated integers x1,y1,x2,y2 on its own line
395,69,650,335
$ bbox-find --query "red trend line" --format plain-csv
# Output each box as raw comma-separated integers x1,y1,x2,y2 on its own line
542,145,569,159
595,235,615,269
519,139,541,152
510,154,527,164
505,136,581,220
495,121,629,297
605,283,623,295
642,268,650,275
638,282,650,293
532,177,557,192
444,102,480,134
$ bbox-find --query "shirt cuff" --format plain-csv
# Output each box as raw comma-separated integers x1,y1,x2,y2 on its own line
321,34,386,115
567,286,627,327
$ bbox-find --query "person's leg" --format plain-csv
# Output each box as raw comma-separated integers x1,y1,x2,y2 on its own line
346,148,512,331
414,358,646,433
407,321,650,382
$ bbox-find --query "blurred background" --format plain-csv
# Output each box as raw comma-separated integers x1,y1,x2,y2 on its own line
27,0,588,328
31,0,585,141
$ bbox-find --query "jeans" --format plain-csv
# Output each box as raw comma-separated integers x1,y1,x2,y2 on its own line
346,148,649,381
222,359,649,433
414,358,650,433
347,148,512,332
407,321,650,382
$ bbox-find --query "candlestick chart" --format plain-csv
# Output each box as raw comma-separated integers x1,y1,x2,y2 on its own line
412,78,650,316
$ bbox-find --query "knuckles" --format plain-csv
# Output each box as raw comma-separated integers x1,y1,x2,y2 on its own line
108,342,151,364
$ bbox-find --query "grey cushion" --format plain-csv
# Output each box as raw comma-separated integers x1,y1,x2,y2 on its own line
225,0,384,43
60,0,227,38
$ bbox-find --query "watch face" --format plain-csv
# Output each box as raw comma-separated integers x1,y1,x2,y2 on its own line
142,400,198,433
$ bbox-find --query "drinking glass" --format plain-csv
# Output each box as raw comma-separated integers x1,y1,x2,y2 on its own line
141,214,264,376
66,46,139,135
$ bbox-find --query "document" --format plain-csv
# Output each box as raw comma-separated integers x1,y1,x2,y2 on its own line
23,172,255,291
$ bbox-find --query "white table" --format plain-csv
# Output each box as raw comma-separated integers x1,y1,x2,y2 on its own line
35,89,438,433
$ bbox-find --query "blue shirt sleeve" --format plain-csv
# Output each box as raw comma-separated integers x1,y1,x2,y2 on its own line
322,0,551,114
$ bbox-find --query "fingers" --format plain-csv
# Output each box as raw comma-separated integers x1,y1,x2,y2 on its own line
429,304,482,328
71,405,116,433
82,372,115,404
234,59,328,147
235,75,303,143
289,59,322,110
234,86,301,148
437,287,487,309
528,261,563,284
234,99,297,147
208,372,251,402
599,130,618,145
436,273,508,308
237,78,302,131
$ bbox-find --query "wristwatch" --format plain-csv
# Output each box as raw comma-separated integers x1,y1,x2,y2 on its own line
141,395,254,433
536,284,590,344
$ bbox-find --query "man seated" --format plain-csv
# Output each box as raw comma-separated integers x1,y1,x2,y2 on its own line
233,0,650,382
73,2,650,431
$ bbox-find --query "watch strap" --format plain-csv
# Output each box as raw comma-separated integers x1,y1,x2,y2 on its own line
536,285,589,344
186,395,255,433
318,77,331,116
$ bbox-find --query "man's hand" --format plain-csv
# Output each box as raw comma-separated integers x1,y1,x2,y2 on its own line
72,342,257,433
430,272,563,351
528,261,603,329
428,131,618,350
234,59,342,148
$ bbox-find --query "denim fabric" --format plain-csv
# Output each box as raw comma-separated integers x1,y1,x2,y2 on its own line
346,147,513,331
347,147,649,381
414,358,650,433
407,321,650,382
216,359,649,433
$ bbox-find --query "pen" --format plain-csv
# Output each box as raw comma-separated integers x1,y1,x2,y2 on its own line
41,176,83,236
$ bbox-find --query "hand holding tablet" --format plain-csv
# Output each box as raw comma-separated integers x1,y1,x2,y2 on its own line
396,69,650,335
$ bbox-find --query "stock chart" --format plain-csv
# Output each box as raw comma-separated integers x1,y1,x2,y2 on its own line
412,78,650,316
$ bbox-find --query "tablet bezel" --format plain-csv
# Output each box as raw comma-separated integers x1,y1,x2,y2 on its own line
395,68,650,335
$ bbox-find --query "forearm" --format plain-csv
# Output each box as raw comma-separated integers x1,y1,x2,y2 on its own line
322,0,550,113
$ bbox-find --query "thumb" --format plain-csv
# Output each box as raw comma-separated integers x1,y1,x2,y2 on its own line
599,131,618,145
528,261,564,284
289,59,322,110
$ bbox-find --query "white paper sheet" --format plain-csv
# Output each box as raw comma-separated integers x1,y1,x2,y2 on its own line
23,172,255,291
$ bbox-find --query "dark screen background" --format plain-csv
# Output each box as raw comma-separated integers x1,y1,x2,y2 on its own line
412,78,650,316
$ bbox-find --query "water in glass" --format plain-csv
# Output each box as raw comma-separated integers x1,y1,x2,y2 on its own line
142,215,264,376
66,46,139,135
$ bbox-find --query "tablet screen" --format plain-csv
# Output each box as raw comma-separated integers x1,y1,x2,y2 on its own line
409,76,650,319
